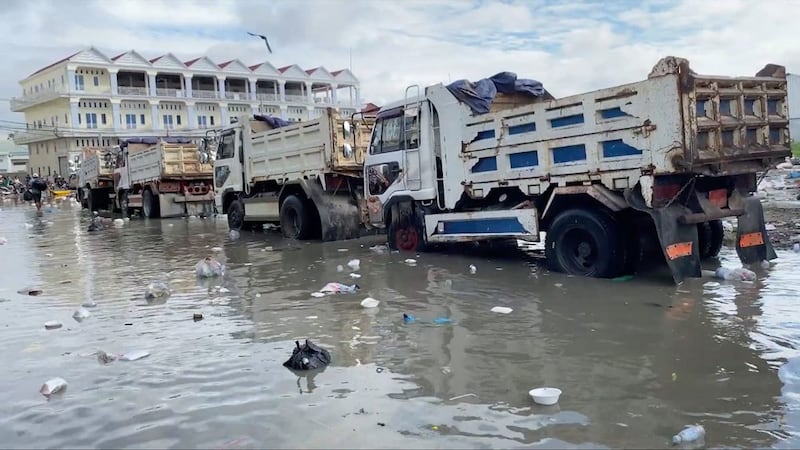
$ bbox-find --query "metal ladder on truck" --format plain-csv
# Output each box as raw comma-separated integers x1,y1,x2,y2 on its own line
403,85,423,191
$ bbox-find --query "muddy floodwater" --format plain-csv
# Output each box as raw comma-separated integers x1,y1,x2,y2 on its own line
3,198,800,449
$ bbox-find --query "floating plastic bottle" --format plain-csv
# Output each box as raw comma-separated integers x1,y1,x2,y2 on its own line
672,425,705,445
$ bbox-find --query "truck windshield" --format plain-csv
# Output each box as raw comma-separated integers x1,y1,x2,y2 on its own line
218,131,236,159
369,115,403,154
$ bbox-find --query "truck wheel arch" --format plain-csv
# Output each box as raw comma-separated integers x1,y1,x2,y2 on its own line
539,187,626,231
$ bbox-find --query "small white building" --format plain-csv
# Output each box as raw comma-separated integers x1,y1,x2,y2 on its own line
0,141,29,174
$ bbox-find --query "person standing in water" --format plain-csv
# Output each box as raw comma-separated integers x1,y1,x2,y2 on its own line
28,173,48,212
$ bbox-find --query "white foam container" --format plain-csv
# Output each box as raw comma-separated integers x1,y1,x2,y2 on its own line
529,387,562,405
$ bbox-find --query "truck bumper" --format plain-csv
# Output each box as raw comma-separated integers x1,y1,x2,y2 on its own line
159,193,215,218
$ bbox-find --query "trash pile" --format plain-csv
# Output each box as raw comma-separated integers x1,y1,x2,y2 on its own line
758,164,800,205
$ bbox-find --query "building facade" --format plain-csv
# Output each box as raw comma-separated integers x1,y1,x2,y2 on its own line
10,47,362,177
0,141,28,175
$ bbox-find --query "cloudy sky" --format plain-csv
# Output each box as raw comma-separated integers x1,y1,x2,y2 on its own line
1,0,798,138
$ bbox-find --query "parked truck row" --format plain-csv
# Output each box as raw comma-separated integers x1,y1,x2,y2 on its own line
78,138,215,218
209,56,791,284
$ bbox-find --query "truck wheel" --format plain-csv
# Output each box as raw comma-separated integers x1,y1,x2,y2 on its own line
87,189,96,212
698,220,724,259
142,189,160,218
387,209,426,252
280,195,312,240
227,199,245,231
545,209,625,278
118,190,129,218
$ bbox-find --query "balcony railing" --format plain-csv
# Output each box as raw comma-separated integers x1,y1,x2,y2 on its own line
10,87,68,111
119,86,148,96
224,91,248,101
284,94,306,103
157,88,185,98
255,93,279,102
314,97,333,105
192,90,218,99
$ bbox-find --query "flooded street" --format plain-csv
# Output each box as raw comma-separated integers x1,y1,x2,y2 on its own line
2,198,800,449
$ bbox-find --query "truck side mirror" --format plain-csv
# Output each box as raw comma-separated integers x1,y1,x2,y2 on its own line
342,143,353,159
343,121,352,140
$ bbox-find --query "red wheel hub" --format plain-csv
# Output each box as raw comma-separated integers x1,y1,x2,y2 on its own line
395,226,419,251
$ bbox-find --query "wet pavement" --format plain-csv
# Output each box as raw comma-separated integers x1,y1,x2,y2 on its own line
1,197,800,448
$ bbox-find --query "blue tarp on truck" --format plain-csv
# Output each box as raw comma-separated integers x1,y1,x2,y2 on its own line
446,72,547,115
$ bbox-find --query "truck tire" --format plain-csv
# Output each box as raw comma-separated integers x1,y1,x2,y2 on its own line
227,199,245,231
698,220,724,260
545,208,625,278
87,189,96,212
387,208,426,253
142,189,160,218
118,190,129,218
280,195,312,240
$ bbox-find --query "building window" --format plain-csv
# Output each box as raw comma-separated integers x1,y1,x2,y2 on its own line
125,114,137,129
101,113,107,125
86,113,97,129
78,114,81,125
163,115,174,129
210,116,215,126
176,115,182,126
75,74,85,91
93,76,99,87
140,114,145,125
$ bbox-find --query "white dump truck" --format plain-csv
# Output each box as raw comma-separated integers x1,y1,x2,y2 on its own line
77,147,116,211
210,109,374,240
113,138,214,218
363,57,791,283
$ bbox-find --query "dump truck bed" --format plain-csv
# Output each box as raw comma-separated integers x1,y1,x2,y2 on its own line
81,148,113,184
247,109,373,183
128,142,210,184
428,57,790,204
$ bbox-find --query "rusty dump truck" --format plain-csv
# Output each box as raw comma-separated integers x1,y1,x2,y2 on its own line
112,137,215,218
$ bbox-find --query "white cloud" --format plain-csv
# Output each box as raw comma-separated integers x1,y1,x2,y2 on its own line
1,0,799,138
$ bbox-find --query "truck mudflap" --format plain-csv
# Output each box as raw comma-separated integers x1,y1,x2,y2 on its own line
625,188,701,284
729,193,777,264
300,180,362,242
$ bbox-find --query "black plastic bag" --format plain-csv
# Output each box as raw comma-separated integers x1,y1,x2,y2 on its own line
23,190,32,201
283,339,331,370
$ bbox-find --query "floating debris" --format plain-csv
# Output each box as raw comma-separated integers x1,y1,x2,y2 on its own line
72,308,91,322
144,281,171,300
360,297,380,308
44,321,62,330
119,350,150,361
40,378,67,397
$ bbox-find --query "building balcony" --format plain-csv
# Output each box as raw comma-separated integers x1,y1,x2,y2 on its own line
11,129,59,144
156,88,187,98
255,93,279,102
192,90,218,99
224,91,249,101
119,86,148,96
284,94,307,103
10,87,68,112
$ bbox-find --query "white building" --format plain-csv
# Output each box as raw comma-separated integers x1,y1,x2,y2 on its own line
0,141,28,174
9,46,362,177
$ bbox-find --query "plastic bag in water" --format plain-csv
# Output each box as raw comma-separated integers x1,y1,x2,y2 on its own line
195,257,225,278
144,281,171,300
283,339,331,371
318,282,359,294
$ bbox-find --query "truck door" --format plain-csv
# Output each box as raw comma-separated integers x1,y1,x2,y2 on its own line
212,129,243,208
365,109,408,226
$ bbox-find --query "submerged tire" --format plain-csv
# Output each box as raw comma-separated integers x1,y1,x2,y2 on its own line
545,208,625,278
142,189,160,218
280,195,313,240
387,208,426,253
698,220,724,260
227,199,245,231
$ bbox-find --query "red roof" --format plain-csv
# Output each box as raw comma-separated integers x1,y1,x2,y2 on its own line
110,52,127,61
29,50,81,77
184,57,201,66
305,67,320,75
218,60,233,69
361,102,380,113
248,63,262,71
278,65,292,73
331,69,343,76
149,55,163,63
